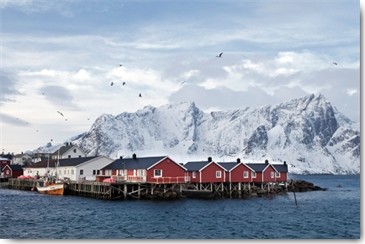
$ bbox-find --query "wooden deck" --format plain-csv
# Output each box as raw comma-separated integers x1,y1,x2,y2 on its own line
3,178,288,200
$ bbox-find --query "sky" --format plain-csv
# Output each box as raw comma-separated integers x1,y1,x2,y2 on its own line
0,0,361,155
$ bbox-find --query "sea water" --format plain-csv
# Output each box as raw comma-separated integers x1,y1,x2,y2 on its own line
0,174,360,239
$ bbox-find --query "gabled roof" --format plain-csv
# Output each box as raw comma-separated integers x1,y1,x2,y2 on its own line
218,162,237,171
246,163,268,172
184,161,210,171
272,164,288,173
246,163,279,173
185,161,227,172
2,164,23,171
101,156,167,170
25,156,99,168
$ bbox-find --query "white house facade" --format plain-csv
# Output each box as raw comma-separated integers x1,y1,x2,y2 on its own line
24,156,113,181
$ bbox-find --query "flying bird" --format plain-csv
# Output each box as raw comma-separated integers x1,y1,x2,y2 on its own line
216,52,223,58
333,62,338,66
139,93,142,97
111,82,114,86
57,111,64,117
122,82,126,86
119,64,123,67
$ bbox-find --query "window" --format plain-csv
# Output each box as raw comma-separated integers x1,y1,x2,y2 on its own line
275,172,281,178
71,169,74,175
80,170,83,175
154,169,162,177
243,171,249,178
73,149,77,153
252,172,256,178
216,171,221,178
68,155,71,158
137,169,145,176
93,170,96,175
192,171,196,178
270,172,275,178
97,170,100,175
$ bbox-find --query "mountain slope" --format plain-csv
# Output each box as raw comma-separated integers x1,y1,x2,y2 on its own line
42,93,360,174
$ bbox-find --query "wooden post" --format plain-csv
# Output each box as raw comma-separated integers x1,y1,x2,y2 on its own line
238,182,241,198
138,184,141,199
123,184,127,199
293,190,298,206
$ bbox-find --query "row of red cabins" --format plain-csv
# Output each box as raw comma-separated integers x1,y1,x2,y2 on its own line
100,154,288,185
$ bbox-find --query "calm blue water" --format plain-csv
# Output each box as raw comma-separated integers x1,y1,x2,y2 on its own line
0,175,360,239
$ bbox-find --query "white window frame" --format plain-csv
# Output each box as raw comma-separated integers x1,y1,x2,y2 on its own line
154,169,162,177
243,171,249,178
270,172,275,178
216,171,222,178
252,172,256,178
275,172,281,178
192,171,196,178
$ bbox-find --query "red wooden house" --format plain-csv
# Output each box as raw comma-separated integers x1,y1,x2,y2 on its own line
272,161,288,182
218,158,255,183
247,160,279,183
101,154,188,184
1,164,23,178
0,157,11,172
184,157,226,183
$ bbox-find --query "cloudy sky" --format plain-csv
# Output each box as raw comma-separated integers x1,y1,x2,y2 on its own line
0,0,361,154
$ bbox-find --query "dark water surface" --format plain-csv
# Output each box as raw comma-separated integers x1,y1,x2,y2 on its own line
0,174,360,239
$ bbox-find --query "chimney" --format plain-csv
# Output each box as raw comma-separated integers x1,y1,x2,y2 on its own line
284,161,287,165
132,153,137,160
265,159,269,165
236,158,241,164
208,157,212,162
120,156,123,159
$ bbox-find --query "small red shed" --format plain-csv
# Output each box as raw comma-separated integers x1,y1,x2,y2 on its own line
1,164,23,178
219,158,255,183
185,157,226,183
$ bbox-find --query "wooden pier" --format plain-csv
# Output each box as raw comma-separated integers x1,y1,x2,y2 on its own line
3,178,289,200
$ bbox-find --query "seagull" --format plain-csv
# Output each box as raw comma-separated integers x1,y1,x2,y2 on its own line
216,52,223,58
119,64,123,67
57,111,64,117
333,62,338,66
111,82,114,86
122,82,126,86
139,93,142,97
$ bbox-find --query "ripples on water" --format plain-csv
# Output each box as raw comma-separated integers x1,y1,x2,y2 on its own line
0,175,359,239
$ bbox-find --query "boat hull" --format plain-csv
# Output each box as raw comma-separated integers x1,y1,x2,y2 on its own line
37,184,64,195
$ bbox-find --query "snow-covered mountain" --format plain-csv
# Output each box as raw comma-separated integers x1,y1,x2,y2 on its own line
36,93,360,174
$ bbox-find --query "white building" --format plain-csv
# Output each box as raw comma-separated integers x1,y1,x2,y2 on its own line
51,143,87,160
23,156,113,181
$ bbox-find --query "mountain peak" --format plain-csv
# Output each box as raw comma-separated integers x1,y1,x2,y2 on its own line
46,94,359,174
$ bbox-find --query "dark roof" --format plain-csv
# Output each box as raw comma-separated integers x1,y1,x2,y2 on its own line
9,165,23,170
184,161,210,171
246,163,268,172
27,156,99,168
272,164,288,173
217,162,238,171
101,156,166,170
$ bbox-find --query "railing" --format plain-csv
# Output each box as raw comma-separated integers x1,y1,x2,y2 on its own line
152,176,190,184
111,175,147,183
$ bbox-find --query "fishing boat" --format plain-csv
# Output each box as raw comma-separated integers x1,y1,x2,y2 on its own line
36,152,64,195
36,181,65,195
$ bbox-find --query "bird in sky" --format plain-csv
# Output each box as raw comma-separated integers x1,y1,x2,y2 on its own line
333,62,338,66
111,82,114,86
216,52,223,58
119,64,123,67
57,111,64,117
122,82,126,86
139,93,142,97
